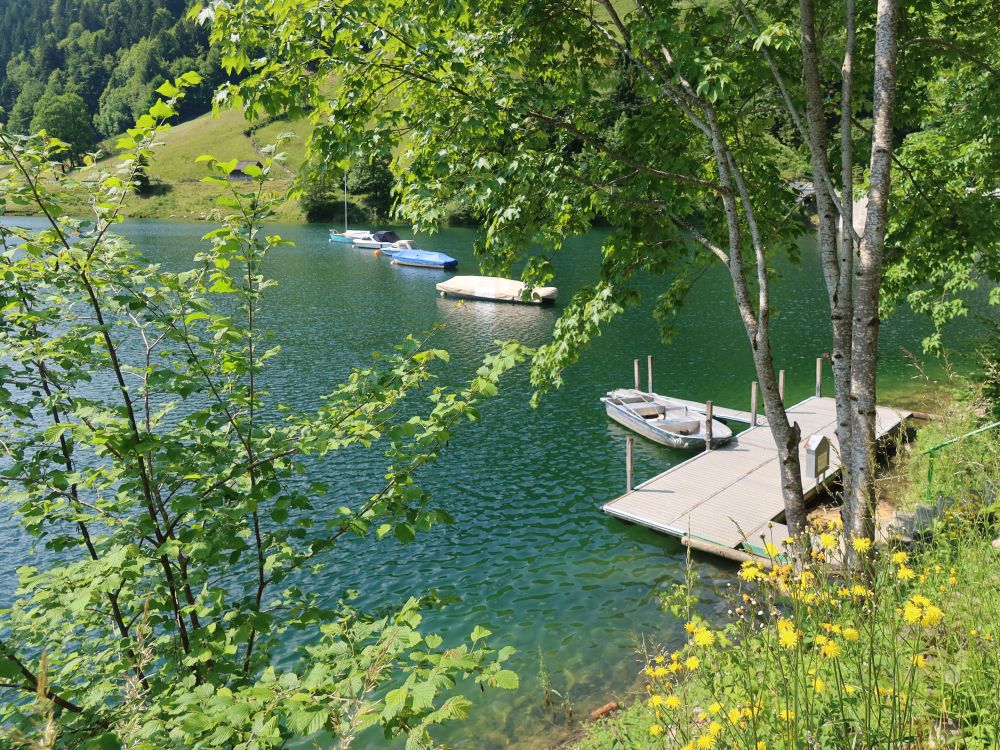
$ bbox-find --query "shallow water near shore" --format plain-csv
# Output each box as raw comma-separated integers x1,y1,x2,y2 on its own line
0,217,985,748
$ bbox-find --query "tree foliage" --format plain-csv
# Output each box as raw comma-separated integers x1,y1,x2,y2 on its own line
29,91,96,165
0,75,523,748
1,0,223,138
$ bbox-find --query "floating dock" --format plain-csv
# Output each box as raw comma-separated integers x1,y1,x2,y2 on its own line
602,396,910,559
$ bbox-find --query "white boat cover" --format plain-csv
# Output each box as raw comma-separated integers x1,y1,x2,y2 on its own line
436,276,557,304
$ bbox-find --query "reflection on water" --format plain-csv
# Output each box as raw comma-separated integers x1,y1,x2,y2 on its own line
0,217,987,748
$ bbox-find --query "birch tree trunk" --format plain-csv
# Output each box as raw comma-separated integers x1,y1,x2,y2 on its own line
798,0,857,537
848,0,900,542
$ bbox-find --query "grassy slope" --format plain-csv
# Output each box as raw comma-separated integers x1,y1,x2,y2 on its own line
2,108,318,223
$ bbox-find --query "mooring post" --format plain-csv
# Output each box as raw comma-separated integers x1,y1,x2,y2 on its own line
626,436,635,491
750,381,759,427
815,357,823,398
779,369,785,403
705,400,714,451
647,355,654,393
634,359,640,390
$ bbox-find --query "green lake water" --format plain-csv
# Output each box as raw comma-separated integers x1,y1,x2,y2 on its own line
0,218,987,748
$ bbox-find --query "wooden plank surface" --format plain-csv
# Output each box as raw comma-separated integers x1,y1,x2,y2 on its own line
603,396,910,553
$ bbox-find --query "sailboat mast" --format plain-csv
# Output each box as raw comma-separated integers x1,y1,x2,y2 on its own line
343,172,348,232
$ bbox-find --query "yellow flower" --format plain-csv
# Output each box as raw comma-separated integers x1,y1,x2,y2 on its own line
903,601,922,623
654,654,665,664
813,676,826,693
727,708,742,724
681,743,695,750
897,565,916,581
821,640,841,659
843,627,860,642
764,542,780,557
696,734,716,749
665,694,682,710
921,604,943,627
708,721,723,737
652,666,668,678
948,576,958,585
756,743,767,750
708,702,722,715
851,536,872,554
649,695,664,707
844,684,857,695
778,709,796,721
819,532,837,550
685,656,701,671
649,724,663,737
685,621,698,634
913,654,927,668
694,628,715,647
892,551,909,565
739,563,764,581
777,619,799,648
668,662,683,674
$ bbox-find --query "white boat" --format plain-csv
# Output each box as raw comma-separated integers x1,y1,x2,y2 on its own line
330,229,374,244
353,230,402,249
601,389,733,449
436,275,557,304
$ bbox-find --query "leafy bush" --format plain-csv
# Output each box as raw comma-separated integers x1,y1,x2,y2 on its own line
0,76,523,748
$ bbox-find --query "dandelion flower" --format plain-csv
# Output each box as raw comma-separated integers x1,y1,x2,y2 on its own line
913,654,927,668
921,604,943,627
892,551,909,565
708,721,723,738
696,734,716,749
897,565,916,581
819,532,837,550
903,601,922,623
844,684,857,695
665,694,682,710
653,666,668,678
693,627,715,647
948,575,958,585
708,702,722,715
727,708,742,724
684,656,701,671
685,621,698,634
851,536,872,554
813,676,826,693
648,724,663,737
821,640,841,659
843,627,859,641
778,709,796,721
649,695,664,707
654,654,665,664
764,542,780,557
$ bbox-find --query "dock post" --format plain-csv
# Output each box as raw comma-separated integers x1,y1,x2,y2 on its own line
705,401,714,451
815,357,823,397
647,355,654,393
634,359,640,391
750,381,759,426
626,436,635,490
779,369,785,403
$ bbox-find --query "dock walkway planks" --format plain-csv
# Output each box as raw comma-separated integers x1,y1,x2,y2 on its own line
602,396,910,556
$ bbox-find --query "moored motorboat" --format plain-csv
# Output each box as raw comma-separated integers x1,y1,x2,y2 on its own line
353,230,401,249
436,275,557,304
329,229,374,244
601,388,733,449
391,249,458,269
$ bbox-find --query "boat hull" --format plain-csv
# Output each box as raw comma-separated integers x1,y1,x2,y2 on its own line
393,258,457,269
602,396,733,450
329,234,355,244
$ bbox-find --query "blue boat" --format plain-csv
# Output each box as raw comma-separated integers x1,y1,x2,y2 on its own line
391,249,458,270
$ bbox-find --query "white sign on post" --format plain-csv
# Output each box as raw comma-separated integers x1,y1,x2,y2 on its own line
806,434,830,479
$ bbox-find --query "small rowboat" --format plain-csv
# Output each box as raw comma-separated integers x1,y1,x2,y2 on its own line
392,249,458,269
601,389,733,449
329,229,374,244
436,275,557,304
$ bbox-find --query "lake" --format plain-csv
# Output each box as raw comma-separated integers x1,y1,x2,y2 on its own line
0,217,982,748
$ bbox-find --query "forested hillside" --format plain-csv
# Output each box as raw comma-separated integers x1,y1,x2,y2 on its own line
0,0,224,153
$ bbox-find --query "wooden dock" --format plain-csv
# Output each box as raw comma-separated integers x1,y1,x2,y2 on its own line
602,396,910,558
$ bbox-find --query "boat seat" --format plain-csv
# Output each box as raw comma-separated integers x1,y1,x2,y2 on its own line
632,404,664,418
660,418,701,435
